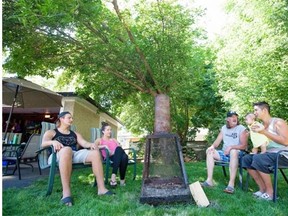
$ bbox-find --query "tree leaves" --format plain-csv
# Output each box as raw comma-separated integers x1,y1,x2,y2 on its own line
3,0,223,138
215,0,288,119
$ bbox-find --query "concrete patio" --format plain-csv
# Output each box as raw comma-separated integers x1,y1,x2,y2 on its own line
2,161,49,190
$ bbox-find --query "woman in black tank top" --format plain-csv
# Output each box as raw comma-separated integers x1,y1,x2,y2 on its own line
41,111,114,206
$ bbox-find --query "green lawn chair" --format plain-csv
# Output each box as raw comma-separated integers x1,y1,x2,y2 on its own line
37,122,94,196
90,128,137,184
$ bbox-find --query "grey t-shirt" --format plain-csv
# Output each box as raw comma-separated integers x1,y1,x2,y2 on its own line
221,124,246,151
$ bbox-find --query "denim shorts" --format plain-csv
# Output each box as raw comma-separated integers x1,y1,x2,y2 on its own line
217,150,230,162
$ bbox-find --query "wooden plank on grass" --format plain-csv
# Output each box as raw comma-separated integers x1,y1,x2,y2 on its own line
189,181,210,207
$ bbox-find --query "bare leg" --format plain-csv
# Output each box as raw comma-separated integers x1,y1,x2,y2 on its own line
247,168,266,192
58,147,73,199
85,150,109,195
205,149,220,186
260,145,266,154
258,171,273,196
228,149,239,188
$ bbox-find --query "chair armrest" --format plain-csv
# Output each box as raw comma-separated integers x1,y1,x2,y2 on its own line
2,144,22,158
276,149,288,164
102,147,137,163
36,146,54,154
123,147,137,161
276,149,288,155
268,149,288,171
102,148,111,163
37,145,56,169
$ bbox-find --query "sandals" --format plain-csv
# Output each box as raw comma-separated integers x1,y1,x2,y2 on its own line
258,193,273,201
61,196,73,206
253,191,263,197
98,190,115,196
200,181,213,187
110,180,117,187
223,186,234,194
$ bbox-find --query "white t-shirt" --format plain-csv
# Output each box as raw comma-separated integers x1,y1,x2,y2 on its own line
221,124,246,151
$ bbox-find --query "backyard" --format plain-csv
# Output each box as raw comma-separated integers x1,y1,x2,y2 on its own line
3,161,288,216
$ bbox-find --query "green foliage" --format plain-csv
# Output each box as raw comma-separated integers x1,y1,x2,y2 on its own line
189,68,228,143
3,0,219,138
119,93,154,135
3,0,288,140
3,162,288,215
215,0,288,120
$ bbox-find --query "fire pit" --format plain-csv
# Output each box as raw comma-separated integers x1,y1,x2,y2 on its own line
140,133,192,205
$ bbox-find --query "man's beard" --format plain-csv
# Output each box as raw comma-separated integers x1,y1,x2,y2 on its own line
226,120,237,128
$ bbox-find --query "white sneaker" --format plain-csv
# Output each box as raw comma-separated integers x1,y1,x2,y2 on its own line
253,191,263,197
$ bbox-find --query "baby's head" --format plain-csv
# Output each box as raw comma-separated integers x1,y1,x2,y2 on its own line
245,113,256,125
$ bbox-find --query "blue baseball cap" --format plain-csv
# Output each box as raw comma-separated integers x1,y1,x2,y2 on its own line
58,111,71,118
227,111,238,117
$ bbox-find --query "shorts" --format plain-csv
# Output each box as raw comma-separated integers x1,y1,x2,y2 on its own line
217,150,230,162
242,152,288,174
48,149,90,165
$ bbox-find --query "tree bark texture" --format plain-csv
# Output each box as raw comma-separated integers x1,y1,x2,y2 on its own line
154,94,171,133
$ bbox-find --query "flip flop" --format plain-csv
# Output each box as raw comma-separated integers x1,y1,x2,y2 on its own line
223,186,234,194
99,190,115,196
110,180,117,187
200,181,213,187
61,196,73,206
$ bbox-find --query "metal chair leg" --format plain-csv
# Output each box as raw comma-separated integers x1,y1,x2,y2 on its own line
273,166,278,202
222,166,227,177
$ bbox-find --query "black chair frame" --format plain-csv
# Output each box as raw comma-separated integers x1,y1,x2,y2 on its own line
215,150,247,189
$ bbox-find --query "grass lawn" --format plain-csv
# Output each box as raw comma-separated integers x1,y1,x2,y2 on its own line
3,161,288,216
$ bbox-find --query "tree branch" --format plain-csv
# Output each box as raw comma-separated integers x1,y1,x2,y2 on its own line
112,0,161,94
83,22,110,44
36,27,84,48
103,65,150,94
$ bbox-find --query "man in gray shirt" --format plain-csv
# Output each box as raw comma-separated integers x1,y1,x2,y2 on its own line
201,111,248,194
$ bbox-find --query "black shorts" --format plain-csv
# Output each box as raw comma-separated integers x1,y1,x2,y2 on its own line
242,153,288,174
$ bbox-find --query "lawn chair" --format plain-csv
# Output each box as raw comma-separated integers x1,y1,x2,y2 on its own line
273,150,288,202
37,122,94,196
3,132,22,144
214,150,248,189
2,145,19,176
2,134,41,180
90,127,137,184
244,150,288,202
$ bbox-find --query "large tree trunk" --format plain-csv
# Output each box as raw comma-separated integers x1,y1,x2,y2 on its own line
154,94,171,133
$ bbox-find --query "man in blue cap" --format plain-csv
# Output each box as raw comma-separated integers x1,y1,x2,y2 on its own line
201,111,248,194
